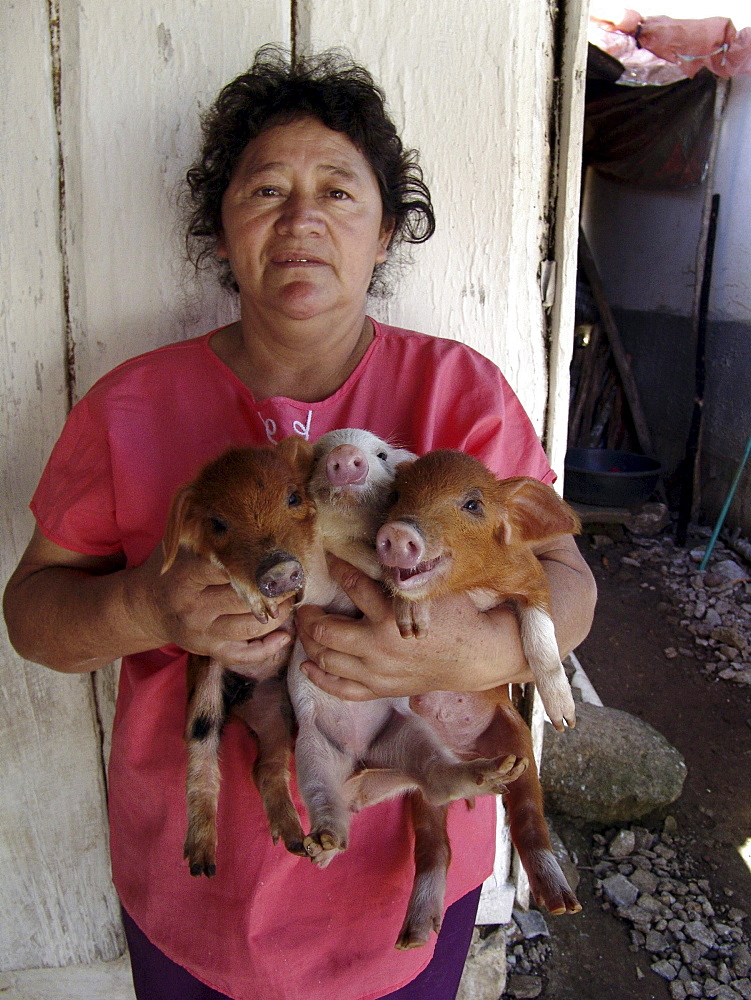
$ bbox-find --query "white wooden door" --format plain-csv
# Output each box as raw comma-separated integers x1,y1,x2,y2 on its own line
1,0,585,970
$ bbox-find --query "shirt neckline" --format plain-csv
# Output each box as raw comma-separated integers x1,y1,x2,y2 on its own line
200,319,385,411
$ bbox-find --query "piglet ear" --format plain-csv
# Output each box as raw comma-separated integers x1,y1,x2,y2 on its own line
494,477,581,545
161,484,198,572
277,434,316,477
394,458,416,475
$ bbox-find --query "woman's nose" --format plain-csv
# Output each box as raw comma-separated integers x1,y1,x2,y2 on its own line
274,193,324,236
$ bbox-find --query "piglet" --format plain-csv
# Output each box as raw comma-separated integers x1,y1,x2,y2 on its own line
376,450,582,916
162,436,322,876
289,429,523,947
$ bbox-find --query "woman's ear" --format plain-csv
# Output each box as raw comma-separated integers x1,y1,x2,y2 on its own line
376,217,396,263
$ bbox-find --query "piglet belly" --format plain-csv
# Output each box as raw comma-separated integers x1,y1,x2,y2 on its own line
408,691,496,756
319,698,394,758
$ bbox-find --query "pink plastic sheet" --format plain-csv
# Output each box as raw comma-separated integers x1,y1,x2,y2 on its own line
591,8,751,80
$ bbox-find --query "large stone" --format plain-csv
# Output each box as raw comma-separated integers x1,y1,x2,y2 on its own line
540,703,687,824
456,928,506,1000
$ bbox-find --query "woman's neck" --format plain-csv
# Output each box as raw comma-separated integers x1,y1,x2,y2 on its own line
210,310,374,403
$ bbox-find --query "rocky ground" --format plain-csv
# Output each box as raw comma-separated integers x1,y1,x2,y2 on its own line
463,520,751,1000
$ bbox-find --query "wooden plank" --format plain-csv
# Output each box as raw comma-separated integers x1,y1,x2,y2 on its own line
0,0,123,969
544,0,590,483
304,0,556,433
1,0,288,973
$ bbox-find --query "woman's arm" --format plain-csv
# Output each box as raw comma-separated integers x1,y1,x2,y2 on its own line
3,527,294,674
296,534,596,701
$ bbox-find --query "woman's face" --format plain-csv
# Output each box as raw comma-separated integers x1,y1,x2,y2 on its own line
218,117,393,325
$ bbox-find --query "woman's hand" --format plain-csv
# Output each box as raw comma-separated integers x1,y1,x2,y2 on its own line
296,556,534,701
130,542,295,671
297,535,596,702
3,528,293,674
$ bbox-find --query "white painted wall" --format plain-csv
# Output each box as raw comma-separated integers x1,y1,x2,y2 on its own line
1,0,586,972
304,0,556,433
0,0,123,970
711,75,751,323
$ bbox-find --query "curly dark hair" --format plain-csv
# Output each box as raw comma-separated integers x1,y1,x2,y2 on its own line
184,46,435,294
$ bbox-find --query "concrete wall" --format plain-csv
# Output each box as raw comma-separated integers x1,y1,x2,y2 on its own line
582,73,751,532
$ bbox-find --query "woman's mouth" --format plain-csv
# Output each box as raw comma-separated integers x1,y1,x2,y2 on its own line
272,255,326,266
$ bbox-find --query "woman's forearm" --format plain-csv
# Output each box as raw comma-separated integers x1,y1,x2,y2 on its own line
3,529,296,674
537,534,598,659
3,559,163,673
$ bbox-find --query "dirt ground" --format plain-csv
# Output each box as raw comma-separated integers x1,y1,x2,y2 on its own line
535,530,751,1000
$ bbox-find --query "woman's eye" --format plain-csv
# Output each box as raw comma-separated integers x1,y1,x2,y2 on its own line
288,491,303,507
210,516,229,534
328,189,350,200
255,186,280,197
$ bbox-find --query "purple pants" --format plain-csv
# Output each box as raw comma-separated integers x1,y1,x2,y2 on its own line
123,885,481,1000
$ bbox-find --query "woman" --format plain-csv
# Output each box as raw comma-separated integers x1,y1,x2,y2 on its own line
3,48,595,1000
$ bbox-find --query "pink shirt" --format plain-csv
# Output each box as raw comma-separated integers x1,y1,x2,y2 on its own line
31,320,554,1000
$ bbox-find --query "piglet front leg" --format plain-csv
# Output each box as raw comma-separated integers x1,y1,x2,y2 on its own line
393,596,431,639
517,603,576,731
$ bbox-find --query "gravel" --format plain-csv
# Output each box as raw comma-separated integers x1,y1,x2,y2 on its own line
609,529,751,688
592,822,749,997
494,814,749,999
496,523,751,998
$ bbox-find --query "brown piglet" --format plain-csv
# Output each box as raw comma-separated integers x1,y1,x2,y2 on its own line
161,435,323,877
375,449,582,916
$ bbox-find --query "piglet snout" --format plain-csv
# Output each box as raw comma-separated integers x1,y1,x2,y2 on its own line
376,521,425,569
326,444,369,486
256,552,305,598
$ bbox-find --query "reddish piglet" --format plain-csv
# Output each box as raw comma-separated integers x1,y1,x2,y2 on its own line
376,449,582,916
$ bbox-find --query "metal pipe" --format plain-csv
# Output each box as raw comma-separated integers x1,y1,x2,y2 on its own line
699,429,751,571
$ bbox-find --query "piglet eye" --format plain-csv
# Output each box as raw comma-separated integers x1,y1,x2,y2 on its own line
462,498,483,514
389,490,400,505
288,490,303,507
377,451,388,461
209,515,229,534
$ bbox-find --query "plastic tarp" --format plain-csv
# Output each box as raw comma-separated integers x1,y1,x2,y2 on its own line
590,8,751,82
583,57,717,189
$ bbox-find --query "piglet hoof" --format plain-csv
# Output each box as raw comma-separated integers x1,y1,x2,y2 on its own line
525,848,582,916
496,753,529,783
304,829,347,869
395,911,441,951
183,832,217,878
267,803,307,857
536,675,577,732
474,753,529,796
393,597,429,639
